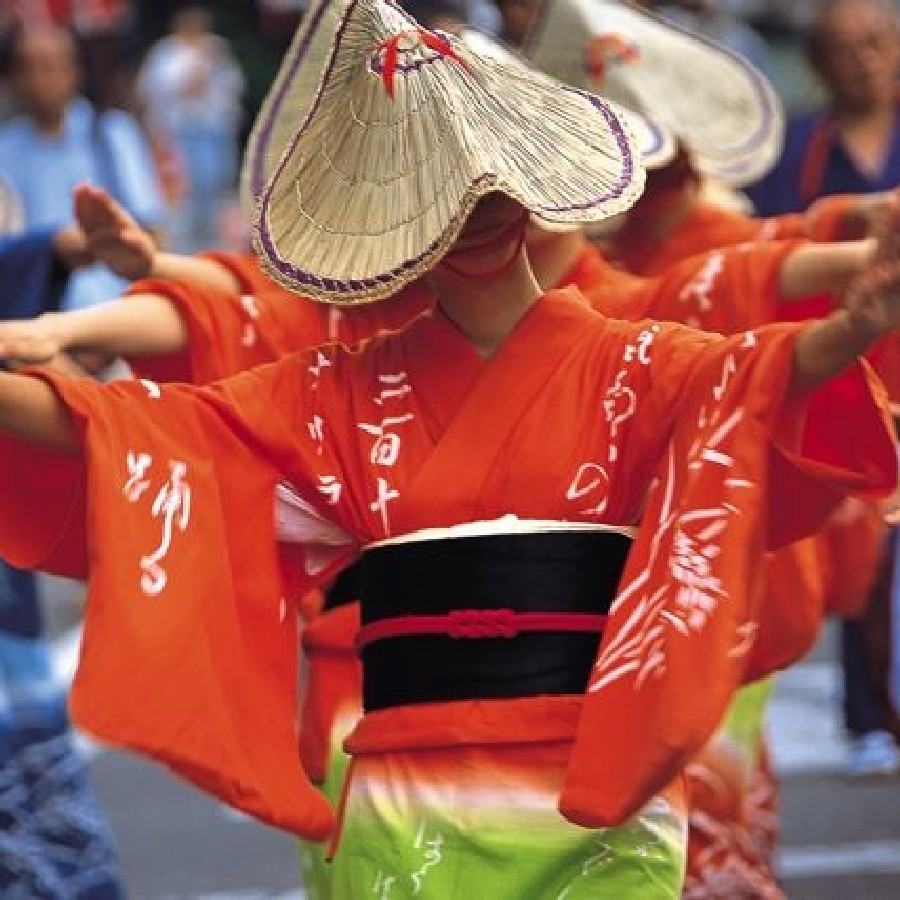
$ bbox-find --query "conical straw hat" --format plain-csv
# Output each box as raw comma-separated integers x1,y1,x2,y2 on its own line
242,14,670,216
241,0,350,209
527,0,784,186
457,26,676,172
455,26,673,237
252,0,645,305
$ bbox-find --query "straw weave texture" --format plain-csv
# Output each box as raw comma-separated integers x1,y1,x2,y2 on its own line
459,26,676,172
253,0,644,304
528,0,784,186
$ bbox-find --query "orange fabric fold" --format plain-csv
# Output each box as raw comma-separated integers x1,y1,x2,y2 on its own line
345,696,584,755
300,604,362,782
4,370,338,839
560,330,897,828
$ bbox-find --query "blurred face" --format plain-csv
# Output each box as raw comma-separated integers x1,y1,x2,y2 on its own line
12,29,79,121
495,0,542,47
441,193,528,277
813,2,900,111
173,8,213,39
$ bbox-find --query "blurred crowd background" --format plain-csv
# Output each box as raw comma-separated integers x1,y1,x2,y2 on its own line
0,0,883,256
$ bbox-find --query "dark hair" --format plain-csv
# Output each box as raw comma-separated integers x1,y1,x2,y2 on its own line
402,0,468,29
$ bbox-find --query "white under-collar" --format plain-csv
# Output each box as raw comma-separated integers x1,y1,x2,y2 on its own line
365,515,637,549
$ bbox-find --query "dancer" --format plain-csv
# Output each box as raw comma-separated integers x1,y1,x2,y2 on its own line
0,5,897,894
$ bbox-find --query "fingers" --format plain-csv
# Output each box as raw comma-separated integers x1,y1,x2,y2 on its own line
73,183,133,234
874,192,900,261
0,324,56,365
87,226,155,281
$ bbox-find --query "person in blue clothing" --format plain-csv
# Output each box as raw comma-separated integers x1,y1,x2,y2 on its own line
0,23,166,313
0,194,127,899
747,0,900,217
748,0,900,781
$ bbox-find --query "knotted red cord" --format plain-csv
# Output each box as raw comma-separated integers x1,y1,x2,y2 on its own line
584,33,640,83
377,28,470,99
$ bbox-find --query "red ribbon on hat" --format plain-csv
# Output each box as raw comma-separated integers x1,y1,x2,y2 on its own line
584,33,640,83
378,28,471,99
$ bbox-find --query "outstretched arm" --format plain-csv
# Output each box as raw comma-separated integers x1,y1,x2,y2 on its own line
75,183,242,294
778,238,876,302
792,197,900,393
0,294,189,365
0,183,250,366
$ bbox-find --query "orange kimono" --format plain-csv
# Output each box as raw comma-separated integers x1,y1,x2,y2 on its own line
607,196,857,278
113,247,874,898
605,222,887,622
125,253,433,385
133,245,848,822
591,240,802,336
0,290,893,853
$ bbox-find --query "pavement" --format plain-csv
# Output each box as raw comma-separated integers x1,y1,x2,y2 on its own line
40,577,900,898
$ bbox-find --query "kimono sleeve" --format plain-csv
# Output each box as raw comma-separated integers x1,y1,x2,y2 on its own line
803,194,860,242
200,251,283,298
560,322,897,830
123,275,331,384
645,240,802,334
0,359,359,839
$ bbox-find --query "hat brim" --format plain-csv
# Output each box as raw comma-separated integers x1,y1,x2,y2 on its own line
252,0,645,304
241,0,349,211
457,26,676,171
527,0,783,186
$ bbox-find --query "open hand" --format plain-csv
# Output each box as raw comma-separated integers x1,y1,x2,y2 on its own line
847,189,900,241
0,316,62,366
842,193,900,342
52,224,92,270
73,183,157,281
806,189,898,241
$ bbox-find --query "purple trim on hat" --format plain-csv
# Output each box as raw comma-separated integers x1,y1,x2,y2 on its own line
257,85,637,298
250,0,369,198
639,116,667,161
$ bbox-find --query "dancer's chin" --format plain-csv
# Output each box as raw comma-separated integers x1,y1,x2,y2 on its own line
441,220,527,279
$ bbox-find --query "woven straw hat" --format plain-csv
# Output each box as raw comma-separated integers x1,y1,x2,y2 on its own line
527,0,783,186
457,26,676,171
243,20,671,209
251,0,645,304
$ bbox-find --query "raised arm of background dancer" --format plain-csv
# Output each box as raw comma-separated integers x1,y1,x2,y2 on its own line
0,371,78,453
792,217,900,393
792,193,900,390
75,184,241,294
777,238,877,302
0,293,189,365
805,190,897,242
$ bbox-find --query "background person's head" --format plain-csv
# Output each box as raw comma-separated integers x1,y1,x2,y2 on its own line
7,24,80,129
404,0,469,33
494,0,543,48
170,6,215,42
621,140,700,226
807,0,900,114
